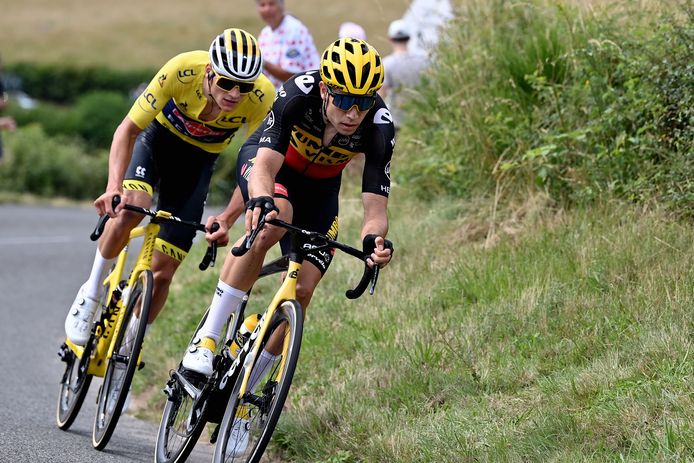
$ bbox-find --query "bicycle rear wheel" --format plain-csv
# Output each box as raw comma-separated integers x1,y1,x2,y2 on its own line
92,269,152,450
213,300,303,463
155,307,216,463
56,342,93,430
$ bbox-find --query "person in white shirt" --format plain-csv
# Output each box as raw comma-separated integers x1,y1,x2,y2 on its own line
256,0,320,90
379,19,429,130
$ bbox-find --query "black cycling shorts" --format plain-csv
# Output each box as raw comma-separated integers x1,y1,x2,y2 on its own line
236,140,340,275
124,121,218,261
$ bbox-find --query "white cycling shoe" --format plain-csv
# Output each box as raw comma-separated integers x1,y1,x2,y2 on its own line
64,283,100,345
181,337,215,376
226,417,249,457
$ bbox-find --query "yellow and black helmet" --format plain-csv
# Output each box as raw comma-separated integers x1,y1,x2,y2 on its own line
320,38,384,95
209,28,263,82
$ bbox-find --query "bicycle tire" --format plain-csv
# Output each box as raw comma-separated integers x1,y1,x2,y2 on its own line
213,300,303,463
155,307,216,463
55,343,93,430
92,269,153,450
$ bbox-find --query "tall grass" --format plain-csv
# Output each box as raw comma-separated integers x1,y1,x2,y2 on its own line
400,0,693,213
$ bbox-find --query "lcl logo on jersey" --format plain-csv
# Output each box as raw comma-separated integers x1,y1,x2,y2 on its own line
218,115,247,125
141,92,157,111
177,68,196,83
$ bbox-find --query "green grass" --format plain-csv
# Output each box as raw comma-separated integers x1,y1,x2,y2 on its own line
132,169,694,461
7,0,694,460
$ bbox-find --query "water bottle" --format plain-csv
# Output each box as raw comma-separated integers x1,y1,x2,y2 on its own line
229,314,261,359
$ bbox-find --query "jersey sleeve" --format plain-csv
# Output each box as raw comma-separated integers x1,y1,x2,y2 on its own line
362,102,396,197
127,55,182,129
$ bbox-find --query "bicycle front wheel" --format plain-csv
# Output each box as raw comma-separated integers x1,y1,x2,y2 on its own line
155,307,215,463
92,269,152,450
213,300,303,463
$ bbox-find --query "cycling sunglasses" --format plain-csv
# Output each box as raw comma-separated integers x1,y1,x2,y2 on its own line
327,87,376,112
213,72,255,94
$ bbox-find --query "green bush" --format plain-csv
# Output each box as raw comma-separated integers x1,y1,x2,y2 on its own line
73,91,131,147
6,62,153,104
0,125,107,199
7,91,131,148
399,0,694,215
8,102,78,138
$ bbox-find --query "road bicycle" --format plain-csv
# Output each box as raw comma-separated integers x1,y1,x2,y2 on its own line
155,215,379,463
56,196,218,450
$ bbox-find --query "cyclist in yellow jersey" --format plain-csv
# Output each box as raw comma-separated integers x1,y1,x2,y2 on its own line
64,29,275,347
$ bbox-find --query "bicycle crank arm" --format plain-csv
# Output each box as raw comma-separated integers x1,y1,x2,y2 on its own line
172,370,204,401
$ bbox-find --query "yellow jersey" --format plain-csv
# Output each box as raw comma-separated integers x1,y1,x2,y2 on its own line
127,51,275,153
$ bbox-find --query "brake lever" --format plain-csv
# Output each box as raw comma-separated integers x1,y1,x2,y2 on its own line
199,222,220,270
369,265,380,295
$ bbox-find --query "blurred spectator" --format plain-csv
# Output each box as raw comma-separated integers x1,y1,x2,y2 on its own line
379,19,428,130
401,0,453,55
0,56,17,161
338,22,367,41
256,0,320,90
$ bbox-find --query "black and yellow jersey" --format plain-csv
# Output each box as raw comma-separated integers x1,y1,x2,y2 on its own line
128,51,275,153
257,70,394,196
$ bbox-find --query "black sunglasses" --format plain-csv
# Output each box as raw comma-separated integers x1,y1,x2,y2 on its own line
327,87,376,112
213,72,255,94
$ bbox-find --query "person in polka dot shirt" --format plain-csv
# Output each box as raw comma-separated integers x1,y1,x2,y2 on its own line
256,0,320,90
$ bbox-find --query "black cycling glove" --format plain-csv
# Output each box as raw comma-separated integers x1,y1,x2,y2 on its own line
362,234,394,257
245,196,279,216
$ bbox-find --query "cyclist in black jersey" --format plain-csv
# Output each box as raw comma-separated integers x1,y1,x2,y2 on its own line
63,29,274,348
182,38,395,393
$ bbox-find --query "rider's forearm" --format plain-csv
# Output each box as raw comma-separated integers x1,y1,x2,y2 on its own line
361,192,389,239
248,148,284,199
106,117,141,191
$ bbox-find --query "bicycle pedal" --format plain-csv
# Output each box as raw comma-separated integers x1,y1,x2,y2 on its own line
57,343,72,362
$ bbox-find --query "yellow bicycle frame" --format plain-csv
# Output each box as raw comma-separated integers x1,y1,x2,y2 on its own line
236,259,301,397
67,210,172,377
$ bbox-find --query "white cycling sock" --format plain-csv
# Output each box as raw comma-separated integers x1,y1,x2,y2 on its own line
249,350,280,393
84,248,114,300
196,279,246,343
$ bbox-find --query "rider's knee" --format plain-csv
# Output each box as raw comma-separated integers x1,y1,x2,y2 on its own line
152,263,176,288
254,228,283,252
295,283,315,309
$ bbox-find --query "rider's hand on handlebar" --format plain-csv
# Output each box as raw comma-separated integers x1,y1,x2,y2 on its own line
205,216,229,246
363,234,394,269
94,189,125,217
245,196,279,236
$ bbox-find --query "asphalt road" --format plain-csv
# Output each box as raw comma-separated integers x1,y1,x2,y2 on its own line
0,204,214,462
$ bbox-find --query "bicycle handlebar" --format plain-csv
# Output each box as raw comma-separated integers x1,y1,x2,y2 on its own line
89,195,219,270
231,218,380,299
